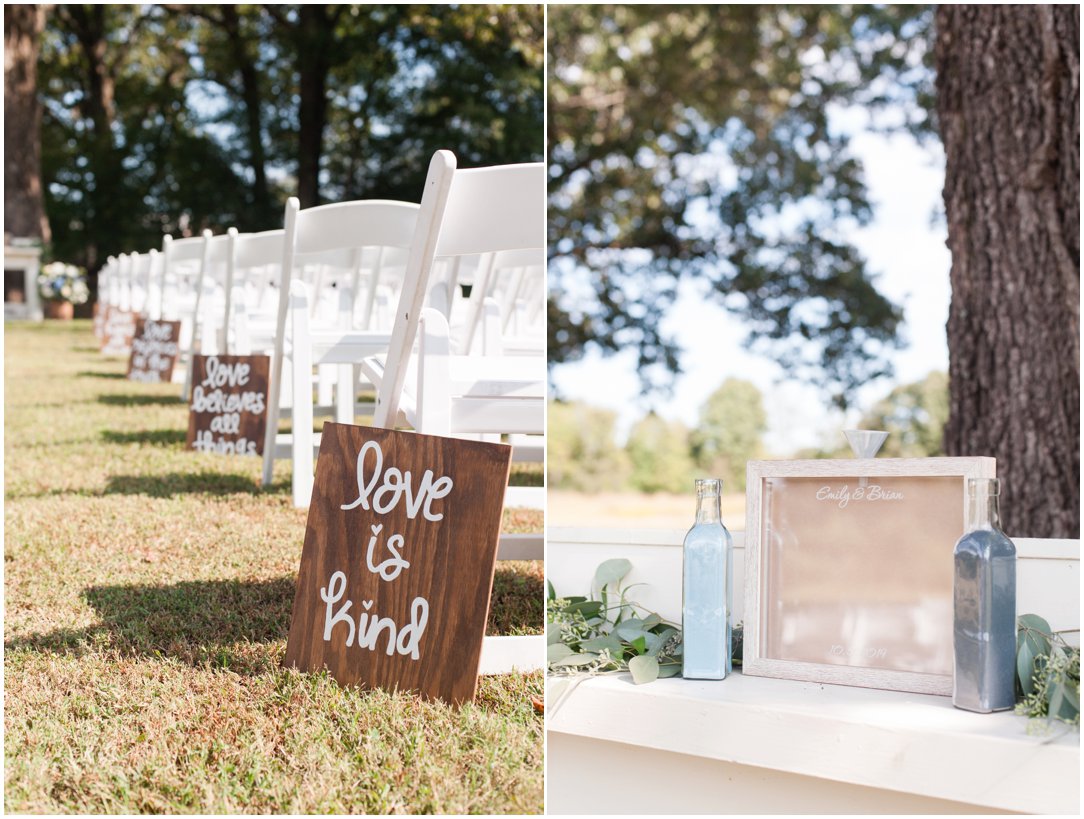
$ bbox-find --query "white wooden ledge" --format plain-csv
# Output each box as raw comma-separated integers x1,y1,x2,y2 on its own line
547,672,1079,814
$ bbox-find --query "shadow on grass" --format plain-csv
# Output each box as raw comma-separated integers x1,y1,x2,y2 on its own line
101,429,188,447
6,568,542,669
104,470,264,497
5,576,297,672
76,370,125,379
98,393,183,407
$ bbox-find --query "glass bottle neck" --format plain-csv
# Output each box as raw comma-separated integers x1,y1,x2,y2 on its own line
967,490,1002,531
696,492,722,525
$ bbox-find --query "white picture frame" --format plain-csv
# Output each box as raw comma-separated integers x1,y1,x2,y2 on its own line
743,457,996,696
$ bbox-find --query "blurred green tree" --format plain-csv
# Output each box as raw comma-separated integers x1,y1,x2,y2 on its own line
690,378,767,490
859,371,947,457
547,400,630,492
547,4,934,407
625,411,696,494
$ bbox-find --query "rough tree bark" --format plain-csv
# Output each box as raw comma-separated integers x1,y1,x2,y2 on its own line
936,5,1079,537
4,4,51,243
295,4,337,209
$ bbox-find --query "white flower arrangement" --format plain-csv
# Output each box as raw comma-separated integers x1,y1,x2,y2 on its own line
37,262,90,305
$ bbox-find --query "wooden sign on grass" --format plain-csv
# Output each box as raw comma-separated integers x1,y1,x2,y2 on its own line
127,318,182,383
285,423,512,704
185,354,270,456
100,307,138,356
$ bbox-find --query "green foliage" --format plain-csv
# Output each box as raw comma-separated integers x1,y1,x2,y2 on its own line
690,378,767,491
547,559,683,682
859,371,948,456
547,560,744,684
36,4,544,274
625,411,696,494
548,4,935,406
1015,614,1080,727
547,400,631,491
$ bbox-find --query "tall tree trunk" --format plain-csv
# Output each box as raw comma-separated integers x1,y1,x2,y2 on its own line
296,4,333,208
220,5,272,226
4,4,51,243
62,4,121,271
937,5,1080,537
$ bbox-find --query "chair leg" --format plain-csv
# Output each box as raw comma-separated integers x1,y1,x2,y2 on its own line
290,282,315,507
336,363,355,424
416,308,452,436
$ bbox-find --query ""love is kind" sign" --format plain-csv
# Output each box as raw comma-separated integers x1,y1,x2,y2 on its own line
284,424,512,704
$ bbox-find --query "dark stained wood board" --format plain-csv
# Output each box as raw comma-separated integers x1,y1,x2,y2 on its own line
99,307,138,356
284,423,513,705
127,318,182,383
185,354,270,457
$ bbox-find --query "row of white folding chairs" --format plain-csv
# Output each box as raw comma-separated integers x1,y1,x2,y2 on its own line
97,153,546,521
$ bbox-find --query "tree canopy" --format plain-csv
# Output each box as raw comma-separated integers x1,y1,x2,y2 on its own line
34,3,544,274
547,4,934,407
690,378,767,490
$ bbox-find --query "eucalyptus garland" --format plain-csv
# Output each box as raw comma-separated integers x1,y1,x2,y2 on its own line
546,558,741,684
1015,614,1080,727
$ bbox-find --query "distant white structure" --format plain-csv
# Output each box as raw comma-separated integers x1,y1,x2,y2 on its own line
4,238,43,321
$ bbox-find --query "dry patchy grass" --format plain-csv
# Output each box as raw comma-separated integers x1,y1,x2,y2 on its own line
4,320,543,814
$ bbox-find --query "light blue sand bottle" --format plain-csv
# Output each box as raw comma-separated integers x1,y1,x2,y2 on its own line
682,478,732,679
953,478,1017,712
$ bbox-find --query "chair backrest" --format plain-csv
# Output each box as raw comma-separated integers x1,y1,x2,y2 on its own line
373,150,545,427
262,197,422,469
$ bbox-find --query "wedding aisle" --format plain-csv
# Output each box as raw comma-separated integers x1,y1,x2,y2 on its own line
4,320,543,814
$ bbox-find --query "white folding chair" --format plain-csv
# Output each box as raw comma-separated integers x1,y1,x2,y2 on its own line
260,198,421,504
365,150,546,673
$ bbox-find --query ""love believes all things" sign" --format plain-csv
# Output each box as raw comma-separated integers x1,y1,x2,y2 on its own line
186,354,270,456
284,424,512,704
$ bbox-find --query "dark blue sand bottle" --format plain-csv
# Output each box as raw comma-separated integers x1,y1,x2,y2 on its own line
953,478,1017,712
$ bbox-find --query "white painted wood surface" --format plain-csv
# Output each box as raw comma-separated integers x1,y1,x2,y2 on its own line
547,527,1080,814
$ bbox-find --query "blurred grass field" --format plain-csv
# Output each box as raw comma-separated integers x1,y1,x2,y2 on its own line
548,489,747,530
3,319,543,814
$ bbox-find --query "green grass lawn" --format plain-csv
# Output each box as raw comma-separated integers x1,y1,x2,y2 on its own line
4,320,543,814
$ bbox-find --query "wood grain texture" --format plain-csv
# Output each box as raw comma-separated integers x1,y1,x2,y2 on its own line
185,354,270,457
743,457,996,696
284,423,512,705
126,318,181,383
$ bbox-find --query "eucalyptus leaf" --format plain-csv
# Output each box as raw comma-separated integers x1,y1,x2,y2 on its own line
1047,680,1065,721
658,663,682,678
566,600,603,619
594,558,632,594
552,653,600,668
631,635,648,655
547,579,556,601
581,634,623,655
548,643,575,663
628,654,659,684
547,623,563,645
1017,640,1038,696
615,622,651,642
641,613,662,629
1018,613,1053,635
